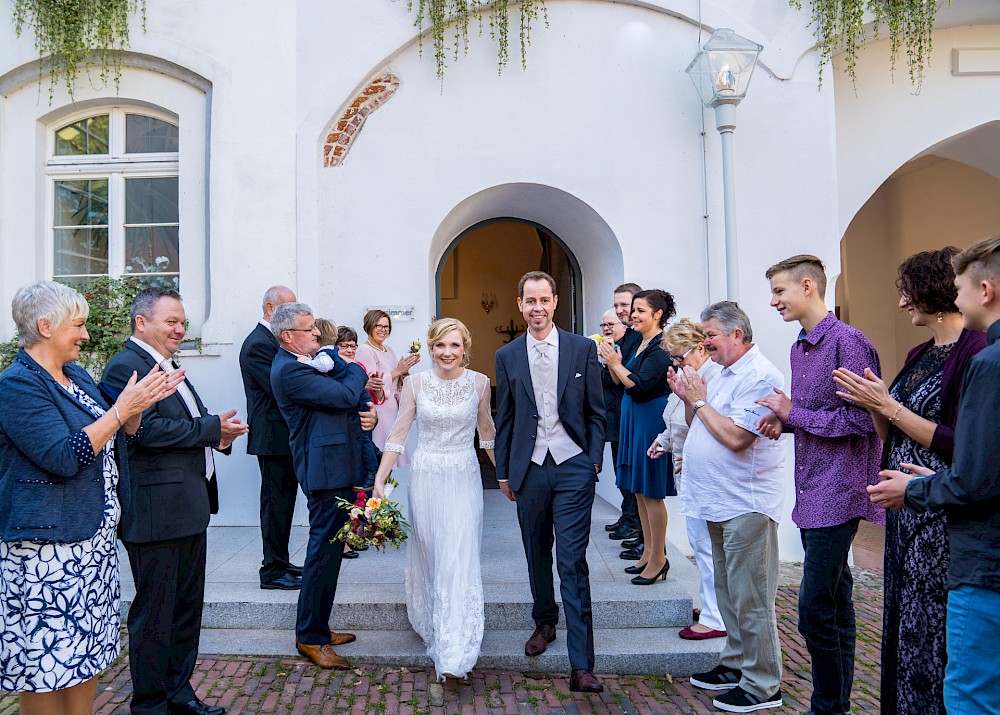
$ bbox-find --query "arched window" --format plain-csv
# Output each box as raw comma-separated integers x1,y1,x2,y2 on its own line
48,107,180,289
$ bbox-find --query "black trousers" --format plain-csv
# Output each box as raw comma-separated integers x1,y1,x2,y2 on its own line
257,454,299,583
610,440,640,532
296,487,353,644
515,452,597,672
124,532,207,715
799,519,860,715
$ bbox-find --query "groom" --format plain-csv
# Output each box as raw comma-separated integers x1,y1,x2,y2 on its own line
495,271,606,693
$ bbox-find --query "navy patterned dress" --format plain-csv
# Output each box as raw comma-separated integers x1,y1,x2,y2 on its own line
0,381,121,693
881,344,951,715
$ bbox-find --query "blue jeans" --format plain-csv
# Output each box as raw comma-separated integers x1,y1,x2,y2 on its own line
945,585,1000,714
799,519,859,715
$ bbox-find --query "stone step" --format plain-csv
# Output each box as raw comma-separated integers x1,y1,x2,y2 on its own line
129,560,696,631
198,626,723,677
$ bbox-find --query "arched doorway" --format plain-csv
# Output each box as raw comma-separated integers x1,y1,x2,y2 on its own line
838,121,1000,379
436,218,582,381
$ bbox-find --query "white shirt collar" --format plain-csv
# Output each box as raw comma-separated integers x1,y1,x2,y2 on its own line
259,318,270,329
129,336,171,366
526,326,559,352
721,344,759,376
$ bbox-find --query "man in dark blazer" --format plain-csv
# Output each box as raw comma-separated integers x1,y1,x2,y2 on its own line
102,288,248,715
239,285,302,590
269,302,370,670
495,271,606,693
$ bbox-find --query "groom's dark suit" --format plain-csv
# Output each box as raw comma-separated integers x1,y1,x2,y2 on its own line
495,327,605,671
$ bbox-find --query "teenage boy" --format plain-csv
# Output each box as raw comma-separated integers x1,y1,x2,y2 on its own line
756,255,882,715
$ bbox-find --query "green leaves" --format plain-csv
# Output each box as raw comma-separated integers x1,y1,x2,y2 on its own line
409,0,548,79
12,0,147,102
791,0,946,90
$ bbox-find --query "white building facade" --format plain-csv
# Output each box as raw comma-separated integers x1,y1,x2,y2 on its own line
2,0,999,559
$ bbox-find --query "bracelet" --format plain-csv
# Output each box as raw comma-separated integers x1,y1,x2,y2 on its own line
888,402,903,425
112,406,124,427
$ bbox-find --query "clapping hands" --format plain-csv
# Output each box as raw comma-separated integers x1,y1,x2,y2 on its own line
218,409,248,450
667,365,707,405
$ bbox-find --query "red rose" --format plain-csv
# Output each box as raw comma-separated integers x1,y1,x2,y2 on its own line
85,294,91,299
356,491,367,500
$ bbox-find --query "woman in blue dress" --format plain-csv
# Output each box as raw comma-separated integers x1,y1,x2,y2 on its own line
599,289,675,585
0,281,179,715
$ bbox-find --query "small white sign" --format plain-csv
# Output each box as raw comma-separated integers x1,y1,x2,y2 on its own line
367,305,415,321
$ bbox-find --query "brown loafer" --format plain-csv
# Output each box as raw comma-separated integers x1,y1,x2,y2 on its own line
295,639,350,669
524,624,556,656
329,631,357,646
569,670,604,693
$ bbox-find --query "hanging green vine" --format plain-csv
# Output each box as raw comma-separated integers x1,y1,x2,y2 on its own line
408,0,548,79
12,0,147,100
790,0,947,88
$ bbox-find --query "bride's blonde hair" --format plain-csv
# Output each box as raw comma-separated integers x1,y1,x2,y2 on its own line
427,318,472,367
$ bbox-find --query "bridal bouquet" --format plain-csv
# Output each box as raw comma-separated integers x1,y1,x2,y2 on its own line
334,477,410,552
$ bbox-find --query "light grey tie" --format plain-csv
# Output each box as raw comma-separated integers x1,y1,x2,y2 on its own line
535,342,553,391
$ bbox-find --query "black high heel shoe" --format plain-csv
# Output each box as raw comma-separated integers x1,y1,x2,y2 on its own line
624,564,647,575
630,559,670,585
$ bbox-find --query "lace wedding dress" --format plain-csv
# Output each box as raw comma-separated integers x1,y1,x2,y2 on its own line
384,369,496,680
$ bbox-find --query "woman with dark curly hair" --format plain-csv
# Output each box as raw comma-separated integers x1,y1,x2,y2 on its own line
834,247,987,715
599,289,675,585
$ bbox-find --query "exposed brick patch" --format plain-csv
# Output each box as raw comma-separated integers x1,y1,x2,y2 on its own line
323,70,400,168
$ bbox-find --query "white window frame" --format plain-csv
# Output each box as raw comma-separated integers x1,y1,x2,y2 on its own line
46,106,180,286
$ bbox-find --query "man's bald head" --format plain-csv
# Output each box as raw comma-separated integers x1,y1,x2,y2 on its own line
262,285,297,321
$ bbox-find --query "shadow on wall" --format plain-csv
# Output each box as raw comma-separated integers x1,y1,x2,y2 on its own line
839,149,1000,380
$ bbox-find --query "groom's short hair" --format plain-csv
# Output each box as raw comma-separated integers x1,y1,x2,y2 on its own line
518,271,557,298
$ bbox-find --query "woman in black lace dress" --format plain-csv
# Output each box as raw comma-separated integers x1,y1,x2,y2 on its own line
834,249,986,714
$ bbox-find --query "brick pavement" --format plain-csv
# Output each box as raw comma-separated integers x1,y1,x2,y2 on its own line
0,583,883,714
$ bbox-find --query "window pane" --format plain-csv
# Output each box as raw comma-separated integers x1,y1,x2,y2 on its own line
54,115,110,155
125,226,179,275
135,275,180,291
125,114,179,153
54,227,109,276
54,180,109,227
125,177,179,224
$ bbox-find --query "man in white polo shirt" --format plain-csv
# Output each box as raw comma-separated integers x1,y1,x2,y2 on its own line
668,301,785,713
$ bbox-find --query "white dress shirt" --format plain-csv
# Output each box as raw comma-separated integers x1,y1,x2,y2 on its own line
129,337,215,480
526,327,582,466
680,345,785,523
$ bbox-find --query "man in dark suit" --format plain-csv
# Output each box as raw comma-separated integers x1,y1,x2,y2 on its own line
495,271,606,693
269,302,370,670
102,288,248,715
239,285,302,590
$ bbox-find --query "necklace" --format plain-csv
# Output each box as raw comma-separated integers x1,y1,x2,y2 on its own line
366,339,387,352
637,333,658,352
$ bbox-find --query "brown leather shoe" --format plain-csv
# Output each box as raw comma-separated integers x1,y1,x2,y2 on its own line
329,631,357,646
524,624,556,656
569,670,604,693
295,639,350,669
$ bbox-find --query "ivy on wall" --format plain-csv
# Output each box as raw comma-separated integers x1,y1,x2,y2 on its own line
407,0,547,79
1,276,139,378
790,0,948,88
12,0,146,100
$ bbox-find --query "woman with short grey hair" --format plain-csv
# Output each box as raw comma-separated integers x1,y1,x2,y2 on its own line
0,281,182,714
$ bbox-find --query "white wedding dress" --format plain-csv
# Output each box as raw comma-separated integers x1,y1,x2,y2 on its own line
383,369,496,680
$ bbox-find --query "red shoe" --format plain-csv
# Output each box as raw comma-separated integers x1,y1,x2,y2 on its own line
678,626,727,640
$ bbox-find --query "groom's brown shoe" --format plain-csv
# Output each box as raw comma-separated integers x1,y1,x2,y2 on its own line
296,639,350,669
524,624,556,656
569,670,604,693
329,631,357,646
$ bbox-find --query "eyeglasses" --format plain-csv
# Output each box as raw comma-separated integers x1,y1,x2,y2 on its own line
373,324,391,331
285,325,317,333
599,322,617,329
338,343,357,349
669,347,694,364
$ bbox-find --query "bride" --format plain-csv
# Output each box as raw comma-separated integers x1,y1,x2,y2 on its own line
373,317,496,681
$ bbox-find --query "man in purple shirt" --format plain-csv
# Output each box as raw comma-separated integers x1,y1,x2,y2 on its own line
756,255,883,715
